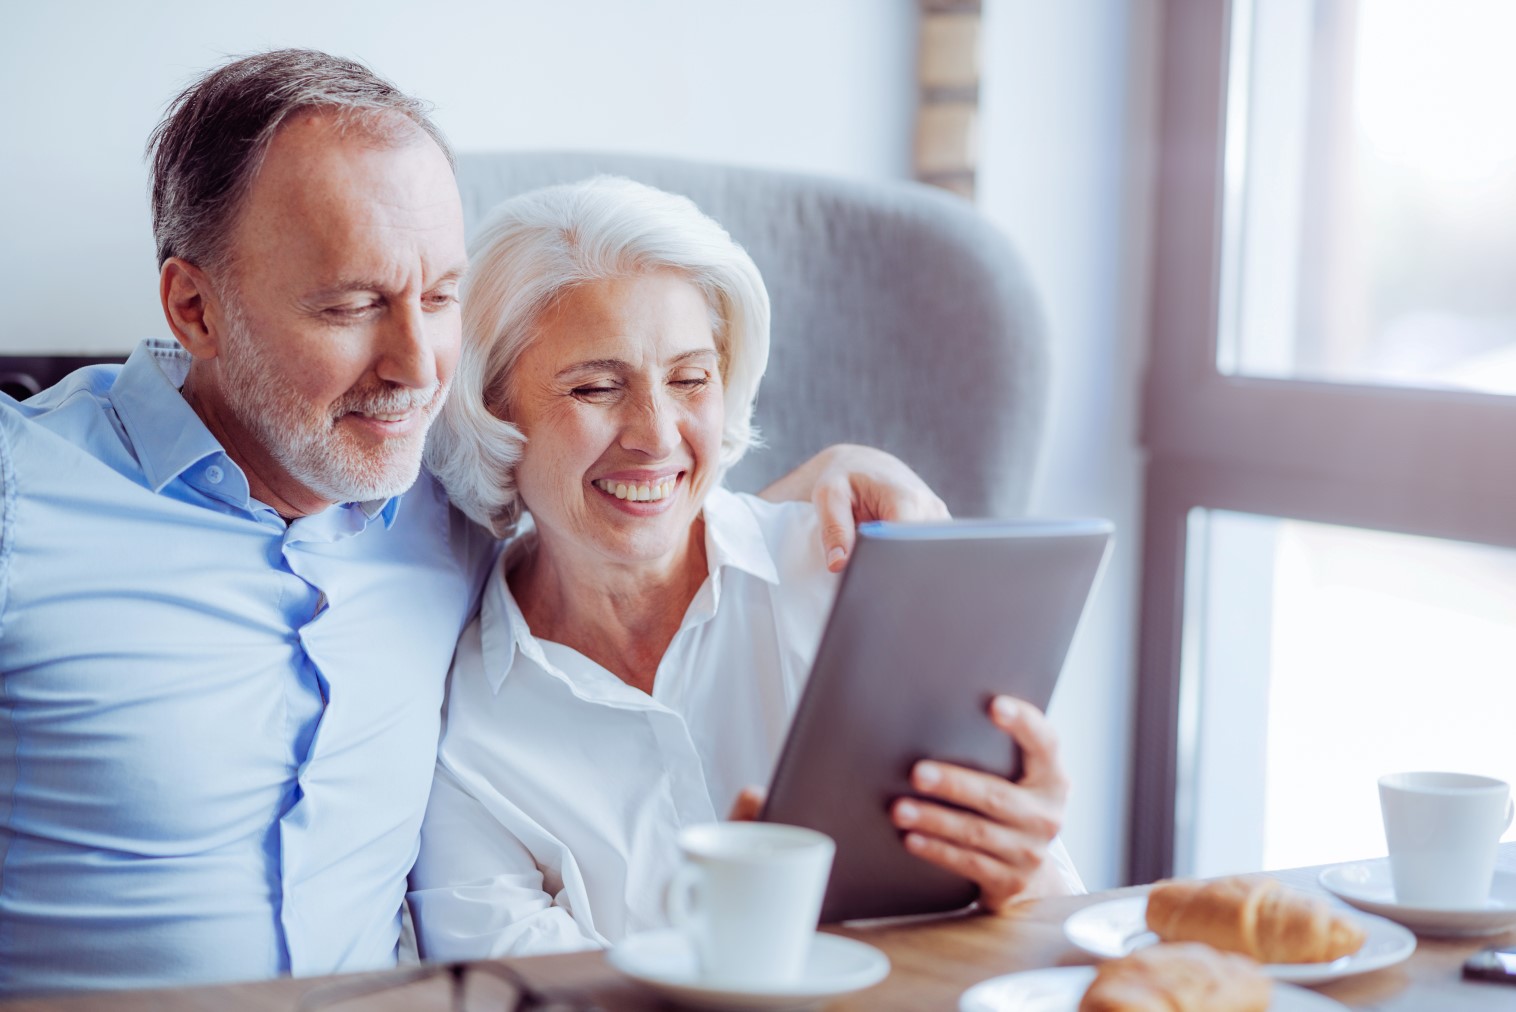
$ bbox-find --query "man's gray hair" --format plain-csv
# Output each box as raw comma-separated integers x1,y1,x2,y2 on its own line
425,176,771,538
146,48,452,273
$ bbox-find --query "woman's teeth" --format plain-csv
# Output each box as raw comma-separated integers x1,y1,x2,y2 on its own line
593,478,676,502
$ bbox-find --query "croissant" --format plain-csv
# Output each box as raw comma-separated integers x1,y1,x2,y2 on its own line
1079,942,1270,1012
1145,875,1365,964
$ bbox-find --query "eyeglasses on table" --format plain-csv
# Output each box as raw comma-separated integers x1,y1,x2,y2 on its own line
295,960,605,1012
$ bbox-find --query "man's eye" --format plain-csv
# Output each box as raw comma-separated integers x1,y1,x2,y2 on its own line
324,302,380,319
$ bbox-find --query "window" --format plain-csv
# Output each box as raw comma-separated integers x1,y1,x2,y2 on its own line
1133,0,1516,882
1220,0,1516,395
1179,510,1516,877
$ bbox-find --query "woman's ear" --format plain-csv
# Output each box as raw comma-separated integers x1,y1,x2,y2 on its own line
160,257,226,360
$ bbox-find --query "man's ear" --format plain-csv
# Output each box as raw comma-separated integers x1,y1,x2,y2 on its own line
160,257,226,360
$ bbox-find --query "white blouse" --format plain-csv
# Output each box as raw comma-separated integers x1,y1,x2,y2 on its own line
407,487,1081,961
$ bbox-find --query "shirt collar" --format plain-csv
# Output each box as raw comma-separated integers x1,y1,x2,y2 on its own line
479,487,780,695
480,527,548,694
700,486,780,587
110,340,223,494
109,338,399,525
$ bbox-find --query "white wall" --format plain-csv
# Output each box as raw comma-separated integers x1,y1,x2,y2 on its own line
1,0,1156,890
979,0,1159,889
0,0,915,354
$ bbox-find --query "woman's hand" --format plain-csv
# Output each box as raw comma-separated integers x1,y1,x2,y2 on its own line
727,786,766,822
890,695,1071,912
758,444,950,572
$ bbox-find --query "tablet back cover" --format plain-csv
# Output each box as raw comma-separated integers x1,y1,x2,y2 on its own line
761,518,1112,922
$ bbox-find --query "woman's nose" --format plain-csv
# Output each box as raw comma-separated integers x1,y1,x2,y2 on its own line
620,391,680,457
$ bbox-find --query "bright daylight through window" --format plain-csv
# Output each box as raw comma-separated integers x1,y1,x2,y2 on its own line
1217,0,1516,394
1181,510,1516,877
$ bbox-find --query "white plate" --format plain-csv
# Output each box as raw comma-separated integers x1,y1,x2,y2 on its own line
607,929,890,1010
1062,896,1416,986
959,965,1348,1011
1319,860,1516,938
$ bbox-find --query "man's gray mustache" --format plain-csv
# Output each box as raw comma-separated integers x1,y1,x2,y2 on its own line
333,382,449,418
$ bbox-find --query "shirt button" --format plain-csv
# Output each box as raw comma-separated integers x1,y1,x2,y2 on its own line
205,465,225,484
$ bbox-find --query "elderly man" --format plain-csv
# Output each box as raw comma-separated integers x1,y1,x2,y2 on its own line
0,50,944,993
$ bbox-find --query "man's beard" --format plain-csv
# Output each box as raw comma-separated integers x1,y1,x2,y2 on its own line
217,306,449,505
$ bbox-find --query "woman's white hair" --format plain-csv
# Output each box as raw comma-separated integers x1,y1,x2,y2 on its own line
425,175,771,536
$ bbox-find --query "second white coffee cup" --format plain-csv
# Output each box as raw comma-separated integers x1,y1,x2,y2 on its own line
1379,770,1513,909
665,822,835,986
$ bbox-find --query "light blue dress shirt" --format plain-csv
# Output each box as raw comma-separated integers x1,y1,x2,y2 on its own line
0,340,495,993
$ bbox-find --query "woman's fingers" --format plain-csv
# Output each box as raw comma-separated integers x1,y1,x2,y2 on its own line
803,445,950,571
811,480,856,572
988,695,1066,793
892,796,1044,867
889,695,1070,910
903,701,1068,824
891,787,1061,910
897,764,1062,845
727,786,767,822
898,827,1036,906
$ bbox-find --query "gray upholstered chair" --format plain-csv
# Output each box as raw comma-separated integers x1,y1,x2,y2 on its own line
455,152,1048,518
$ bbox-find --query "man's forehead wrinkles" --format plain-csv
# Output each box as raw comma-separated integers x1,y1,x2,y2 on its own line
359,194,462,226
303,259,467,297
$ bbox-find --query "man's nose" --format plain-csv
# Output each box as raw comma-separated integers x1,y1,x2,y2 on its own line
374,302,438,390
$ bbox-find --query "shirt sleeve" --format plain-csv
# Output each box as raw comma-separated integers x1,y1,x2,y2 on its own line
1046,835,1086,895
0,404,16,632
407,765,601,960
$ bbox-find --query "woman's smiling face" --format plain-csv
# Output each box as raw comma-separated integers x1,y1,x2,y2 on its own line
505,270,725,569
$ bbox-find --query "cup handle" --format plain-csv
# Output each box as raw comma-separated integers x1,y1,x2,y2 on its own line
1504,797,1514,834
665,864,703,930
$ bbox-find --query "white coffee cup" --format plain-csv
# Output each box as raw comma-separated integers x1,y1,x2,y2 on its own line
665,822,835,986
1378,771,1514,909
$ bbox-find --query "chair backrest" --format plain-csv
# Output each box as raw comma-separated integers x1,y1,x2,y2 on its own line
455,151,1048,517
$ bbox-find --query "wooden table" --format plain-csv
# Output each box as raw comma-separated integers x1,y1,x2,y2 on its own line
6,844,1513,1010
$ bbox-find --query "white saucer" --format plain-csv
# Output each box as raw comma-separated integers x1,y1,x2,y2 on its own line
607,929,890,1010
1319,859,1516,938
1062,896,1415,986
959,966,1347,1011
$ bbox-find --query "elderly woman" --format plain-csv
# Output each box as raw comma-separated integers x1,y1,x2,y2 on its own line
408,177,1081,959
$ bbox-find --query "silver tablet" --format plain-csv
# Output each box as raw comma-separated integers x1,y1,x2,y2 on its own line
760,517,1113,922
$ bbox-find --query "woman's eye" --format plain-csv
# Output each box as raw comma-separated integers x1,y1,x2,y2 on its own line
672,375,710,389
572,385,617,398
